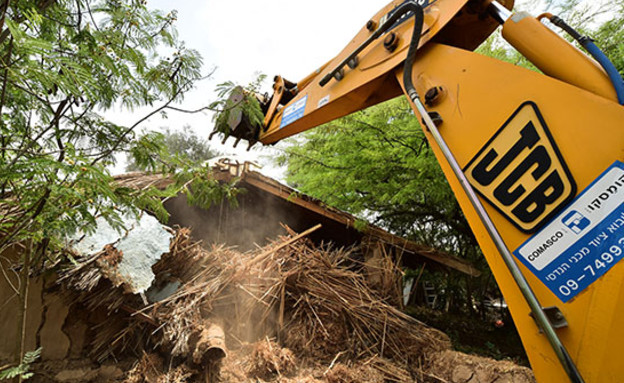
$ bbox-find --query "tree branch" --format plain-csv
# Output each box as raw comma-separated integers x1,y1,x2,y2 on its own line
0,255,19,295
165,105,215,114
0,0,10,39
89,78,195,166
286,150,352,171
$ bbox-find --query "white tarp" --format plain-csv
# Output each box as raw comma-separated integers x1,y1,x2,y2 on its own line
68,212,173,294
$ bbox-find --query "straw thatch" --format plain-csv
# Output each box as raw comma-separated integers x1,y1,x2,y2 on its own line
56,224,533,383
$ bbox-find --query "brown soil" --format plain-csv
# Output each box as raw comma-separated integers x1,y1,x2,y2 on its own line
427,350,535,383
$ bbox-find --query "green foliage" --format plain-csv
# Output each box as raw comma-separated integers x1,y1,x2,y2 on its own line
126,125,220,172
127,131,168,172
353,218,369,232
279,97,474,252
0,348,41,380
0,1,208,269
174,163,243,210
210,75,266,138
0,3,239,364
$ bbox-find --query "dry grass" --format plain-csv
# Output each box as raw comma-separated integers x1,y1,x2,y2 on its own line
58,225,531,383
248,339,297,379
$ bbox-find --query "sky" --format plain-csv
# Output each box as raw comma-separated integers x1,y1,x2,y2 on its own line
108,0,384,176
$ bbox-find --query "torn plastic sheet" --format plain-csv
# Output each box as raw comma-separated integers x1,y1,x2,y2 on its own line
68,212,173,294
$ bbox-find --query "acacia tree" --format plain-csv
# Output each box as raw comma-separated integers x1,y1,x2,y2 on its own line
278,98,472,247
0,0,222,371
126,125,220,172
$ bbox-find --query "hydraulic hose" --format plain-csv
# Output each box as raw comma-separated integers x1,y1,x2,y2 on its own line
401,3,425,104
320,1,425,87
545,14,624,105
402,2,584,382
579,40,624,105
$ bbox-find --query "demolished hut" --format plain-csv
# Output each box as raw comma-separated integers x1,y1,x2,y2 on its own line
115,159,480,277
0,159,535,382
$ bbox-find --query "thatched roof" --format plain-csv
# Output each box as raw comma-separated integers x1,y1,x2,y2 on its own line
114,159,480,277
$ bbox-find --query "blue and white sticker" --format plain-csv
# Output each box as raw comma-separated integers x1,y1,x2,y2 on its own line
280,95,308,129
514,161,624,302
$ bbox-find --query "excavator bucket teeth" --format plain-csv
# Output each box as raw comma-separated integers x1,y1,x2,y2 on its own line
209,86,263,149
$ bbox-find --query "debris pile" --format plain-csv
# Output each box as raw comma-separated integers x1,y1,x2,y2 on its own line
247,340,297,379
258,237,448,363
54,222,534,382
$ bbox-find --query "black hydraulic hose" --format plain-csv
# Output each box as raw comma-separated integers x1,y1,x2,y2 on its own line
549,15,583,41
401,2,424,103
320,1,425,87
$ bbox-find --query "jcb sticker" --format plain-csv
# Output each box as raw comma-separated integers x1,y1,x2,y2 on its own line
464,102,576,233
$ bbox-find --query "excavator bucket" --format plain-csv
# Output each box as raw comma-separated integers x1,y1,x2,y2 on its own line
209,86,264,149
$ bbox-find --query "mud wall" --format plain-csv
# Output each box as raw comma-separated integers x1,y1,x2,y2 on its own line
0,283,74,362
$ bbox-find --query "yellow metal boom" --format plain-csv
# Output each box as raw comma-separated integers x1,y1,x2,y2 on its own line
213,1,624,381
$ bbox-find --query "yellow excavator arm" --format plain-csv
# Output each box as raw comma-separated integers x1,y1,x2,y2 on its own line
212,1,624,382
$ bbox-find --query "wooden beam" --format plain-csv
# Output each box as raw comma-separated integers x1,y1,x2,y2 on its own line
243,175,357,227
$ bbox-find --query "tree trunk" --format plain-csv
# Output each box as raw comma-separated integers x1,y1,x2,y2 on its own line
14,241,31,383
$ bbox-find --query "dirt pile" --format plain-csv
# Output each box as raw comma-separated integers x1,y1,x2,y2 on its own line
428,350,536,383
49,225,534,382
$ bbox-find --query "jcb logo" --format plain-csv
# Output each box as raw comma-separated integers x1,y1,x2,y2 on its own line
464,102,576,233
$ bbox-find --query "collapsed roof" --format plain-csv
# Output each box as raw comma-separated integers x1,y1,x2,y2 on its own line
114,159,479,277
